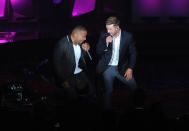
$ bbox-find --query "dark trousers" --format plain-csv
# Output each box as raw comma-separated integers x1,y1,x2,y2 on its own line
63,71,95,103
102,66,137,110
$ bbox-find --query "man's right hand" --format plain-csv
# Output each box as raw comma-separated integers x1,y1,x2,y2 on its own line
106,36,113,45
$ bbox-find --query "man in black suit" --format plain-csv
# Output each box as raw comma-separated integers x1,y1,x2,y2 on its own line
96,16,138,110
53,25,94,103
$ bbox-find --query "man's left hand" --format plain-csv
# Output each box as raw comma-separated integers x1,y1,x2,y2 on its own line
124,68,133,81
82,42,90,51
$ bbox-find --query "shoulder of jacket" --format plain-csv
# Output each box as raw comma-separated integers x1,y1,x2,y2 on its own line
99,30,106,36
122,30,133,38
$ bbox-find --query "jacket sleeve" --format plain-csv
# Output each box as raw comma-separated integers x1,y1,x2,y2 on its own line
96,31,112,57
53,38,68,82
128,34,137,70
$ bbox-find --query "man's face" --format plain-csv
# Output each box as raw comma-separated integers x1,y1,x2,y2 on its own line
77,30,87,44
106,24,118,37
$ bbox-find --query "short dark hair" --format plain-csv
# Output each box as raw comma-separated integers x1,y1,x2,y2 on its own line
106,16,120,26
72,25,87,33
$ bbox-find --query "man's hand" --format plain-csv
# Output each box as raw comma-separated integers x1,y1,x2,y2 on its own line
106,36,113,45
62,81,70,88
82,42,90,51
124,68,133,81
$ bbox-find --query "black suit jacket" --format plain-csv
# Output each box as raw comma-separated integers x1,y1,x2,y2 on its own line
53,35,87,83
96,30,136,75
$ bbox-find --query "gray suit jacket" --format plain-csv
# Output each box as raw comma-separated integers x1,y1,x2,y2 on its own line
53,35,87,83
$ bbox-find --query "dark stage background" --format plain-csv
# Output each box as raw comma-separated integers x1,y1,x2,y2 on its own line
0,0,189,130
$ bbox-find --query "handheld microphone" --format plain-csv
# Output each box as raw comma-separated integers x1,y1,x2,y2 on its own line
104,32,111,37
104,32,113,45
81,40,92,61
86,50,92,60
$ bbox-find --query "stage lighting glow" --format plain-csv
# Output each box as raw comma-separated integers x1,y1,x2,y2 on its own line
0,0,6,17
0,40,9,43
72,12,78,16
53,0,62,4
0,32,16,43
139,0,161,16
10,0,20,5
72,0,96,17
168,0,189,16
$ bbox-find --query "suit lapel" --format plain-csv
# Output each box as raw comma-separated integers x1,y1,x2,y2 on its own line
70,42,86,69
119,31,125,57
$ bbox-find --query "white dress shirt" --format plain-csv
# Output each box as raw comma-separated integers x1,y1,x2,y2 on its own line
109,30,121,66
73,44,82,74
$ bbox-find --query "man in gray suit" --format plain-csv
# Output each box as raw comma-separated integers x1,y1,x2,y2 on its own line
53,25,94,103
